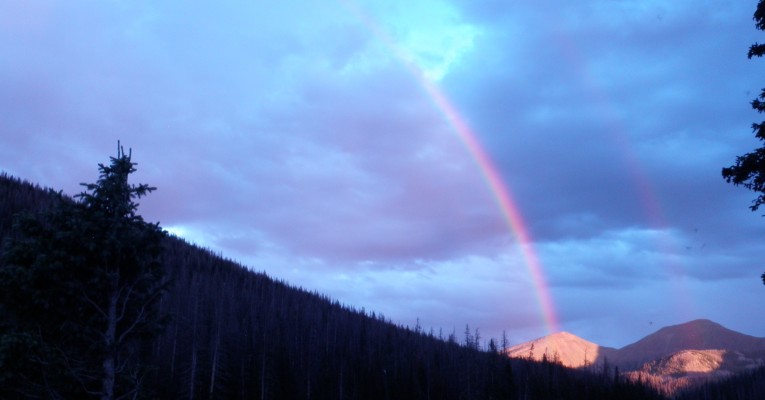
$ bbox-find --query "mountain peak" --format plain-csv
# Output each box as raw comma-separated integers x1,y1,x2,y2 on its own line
663,319,721,330
616,319,765,368
505,331,618,368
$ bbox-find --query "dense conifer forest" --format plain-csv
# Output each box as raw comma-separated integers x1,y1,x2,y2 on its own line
674,365,765,400
1,167,753,399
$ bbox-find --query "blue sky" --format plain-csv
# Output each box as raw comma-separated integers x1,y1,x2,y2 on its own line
1,0,764,348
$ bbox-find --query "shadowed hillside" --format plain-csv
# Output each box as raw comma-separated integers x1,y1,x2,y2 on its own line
0,172,666,399
675,364,765,400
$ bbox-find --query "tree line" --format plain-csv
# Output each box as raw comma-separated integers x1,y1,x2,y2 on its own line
0,149,669,399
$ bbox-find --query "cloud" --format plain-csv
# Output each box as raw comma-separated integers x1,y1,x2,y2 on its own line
2,0,765,346
442,0,762,240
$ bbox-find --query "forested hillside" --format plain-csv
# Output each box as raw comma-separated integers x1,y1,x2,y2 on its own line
0,171,665,399
674,365,765,400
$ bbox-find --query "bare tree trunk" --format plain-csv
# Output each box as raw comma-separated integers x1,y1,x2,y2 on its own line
170,321,179,381
260,349,266,400
189,347,197,400
102,290,118,400
209,332,219,399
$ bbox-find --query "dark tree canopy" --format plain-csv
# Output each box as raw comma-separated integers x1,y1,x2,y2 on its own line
0,158,671,400
0,144,166,399
722,0,765,211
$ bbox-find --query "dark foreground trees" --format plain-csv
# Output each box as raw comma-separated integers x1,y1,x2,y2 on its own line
0,160,667,399
675,365,765,400
723,0,765,212
0,145,166,399
722,0,765,286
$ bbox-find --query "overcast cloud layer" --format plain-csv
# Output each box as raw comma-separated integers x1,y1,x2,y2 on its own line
2,0,764,347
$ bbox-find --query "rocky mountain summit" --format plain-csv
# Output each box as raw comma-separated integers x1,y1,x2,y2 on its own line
504,331,617,368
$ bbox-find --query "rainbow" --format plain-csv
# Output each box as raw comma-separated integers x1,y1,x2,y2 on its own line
552,31,695,321
340,0,561,335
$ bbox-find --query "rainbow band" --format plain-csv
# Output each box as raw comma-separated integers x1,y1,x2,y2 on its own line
420,78,561,336
340,0,560,335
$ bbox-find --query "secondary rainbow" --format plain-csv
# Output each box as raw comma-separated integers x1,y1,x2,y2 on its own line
341,0,561,335
552,30,695,320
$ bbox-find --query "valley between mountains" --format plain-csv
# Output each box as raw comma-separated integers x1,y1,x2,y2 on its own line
505,319,765,395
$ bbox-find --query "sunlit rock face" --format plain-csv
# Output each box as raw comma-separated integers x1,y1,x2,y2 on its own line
638,348,765,377
642,349,726,376
504,331,618,368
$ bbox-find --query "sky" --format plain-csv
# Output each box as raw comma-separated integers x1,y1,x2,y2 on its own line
1,0,765,348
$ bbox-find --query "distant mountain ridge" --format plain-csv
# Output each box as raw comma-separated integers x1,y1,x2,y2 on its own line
617,319,765,368
505,319,765,395
506,319,765,369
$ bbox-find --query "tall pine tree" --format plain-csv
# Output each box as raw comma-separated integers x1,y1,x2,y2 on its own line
723,0,765,211
722,0,765,286
0,143,167,399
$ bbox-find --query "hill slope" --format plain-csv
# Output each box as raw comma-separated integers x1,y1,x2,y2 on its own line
0,172,666,400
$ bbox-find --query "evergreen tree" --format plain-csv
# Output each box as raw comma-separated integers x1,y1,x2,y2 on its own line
0,144,166,399
722,0,765,287
723,0,765,212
